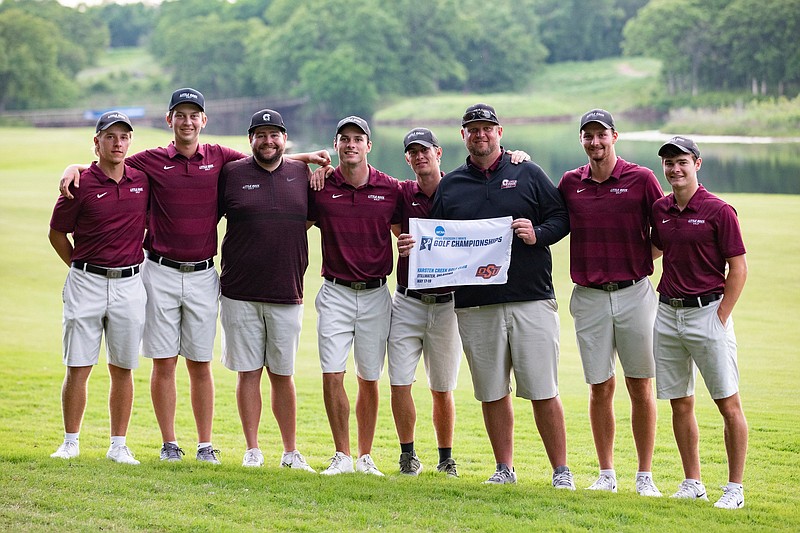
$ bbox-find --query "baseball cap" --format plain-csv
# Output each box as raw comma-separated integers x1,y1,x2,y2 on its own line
403,128,439,151
461,103,499,126
248,108,286,134
336,115,370,137
580,109,615,131
95,110,133,133
168,87,205,111
658,136,701,158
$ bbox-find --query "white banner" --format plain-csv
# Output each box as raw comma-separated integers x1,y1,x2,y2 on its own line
407,217,513,289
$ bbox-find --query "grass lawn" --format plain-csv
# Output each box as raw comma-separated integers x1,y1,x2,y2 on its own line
1,127,798,531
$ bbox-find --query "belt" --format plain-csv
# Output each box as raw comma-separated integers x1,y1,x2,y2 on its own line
147,251,214,273
396,285,453,304
585,277,646,292
324,276,386,290
659,293,722,308
72,261,140,279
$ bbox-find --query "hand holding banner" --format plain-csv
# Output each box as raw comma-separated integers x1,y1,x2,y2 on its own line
407,217,513,289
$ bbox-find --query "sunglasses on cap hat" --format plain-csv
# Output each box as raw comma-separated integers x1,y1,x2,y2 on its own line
462,108,499,125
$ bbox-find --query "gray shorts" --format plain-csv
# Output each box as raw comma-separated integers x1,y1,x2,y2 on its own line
569,278,657,384
387,291,461,391
654,299,739,400
455,300,560,402
220,295,303,374
141,259,219,362
315,279,391,381
62,266,145,369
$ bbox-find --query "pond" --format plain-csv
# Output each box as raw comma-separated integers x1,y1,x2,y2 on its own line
287,120,800,195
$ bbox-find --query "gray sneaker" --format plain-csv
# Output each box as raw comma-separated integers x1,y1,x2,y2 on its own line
483,465,516,484
436,458,459,478
552,466,576,490
160,442,185,462
196,445,221,464
399,452,423,475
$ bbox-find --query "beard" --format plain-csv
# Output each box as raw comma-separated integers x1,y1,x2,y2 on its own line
254,144,284,166
467,141,497,158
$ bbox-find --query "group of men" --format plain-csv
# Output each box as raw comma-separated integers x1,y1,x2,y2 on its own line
49,87,749,511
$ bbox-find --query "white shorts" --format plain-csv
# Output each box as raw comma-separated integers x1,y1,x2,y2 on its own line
220,295,302,374
654,299,739,400
315,279,390,381
387,291,462,391
141,259,219,362
455,300,560,402
569,278,657,384
62,266,145,369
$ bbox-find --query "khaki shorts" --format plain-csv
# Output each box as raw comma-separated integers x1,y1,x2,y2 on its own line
220,295,303,374
654,299,739,400
455,300,560,402
569,278,657,384
141,259,219,362
62,266,145,369
315,280,391,381
387,291,462,391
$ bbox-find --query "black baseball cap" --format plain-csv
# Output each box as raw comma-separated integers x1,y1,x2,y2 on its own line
336,115,370,137
658,136,701,158
461,103,499,126
403,128,439,151
248,108,286,134
168,87,205,111
580,109,615,131
95,111,133,133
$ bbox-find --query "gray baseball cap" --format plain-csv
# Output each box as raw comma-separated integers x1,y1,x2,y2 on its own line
336,115,370,137
580,109,615,131
95,111,133,133
403,128,439,151
658,136,701,158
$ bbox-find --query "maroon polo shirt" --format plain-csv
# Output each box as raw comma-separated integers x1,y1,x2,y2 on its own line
308,165,401,281
127,142,245,262
395,178,451,294
651,185,746,297
50,162,148,267
218,157,310,304
558,157,664,285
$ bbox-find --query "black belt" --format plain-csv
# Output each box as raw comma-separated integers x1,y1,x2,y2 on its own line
72,261,140,279
659,293,722,308
147,251,214,273
396,285,453,304
584,277,646,292
324,276,385,290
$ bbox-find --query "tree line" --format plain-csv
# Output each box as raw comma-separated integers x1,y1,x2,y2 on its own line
1,0,798,115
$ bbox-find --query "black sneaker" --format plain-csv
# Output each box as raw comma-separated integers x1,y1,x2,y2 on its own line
436,458,459,478
196,445,221,464
160,442,185,462
398,451,422,475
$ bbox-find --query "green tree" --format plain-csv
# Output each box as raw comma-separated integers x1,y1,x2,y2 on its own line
91,2,158,47
0,9,76,110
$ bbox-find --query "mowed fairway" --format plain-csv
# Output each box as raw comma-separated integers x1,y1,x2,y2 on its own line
1,126,798,531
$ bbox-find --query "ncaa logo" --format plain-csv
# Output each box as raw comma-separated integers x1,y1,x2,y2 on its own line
435,226,445,237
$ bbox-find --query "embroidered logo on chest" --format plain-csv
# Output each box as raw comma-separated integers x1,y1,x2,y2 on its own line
609,188,628,195
199,164,215,171
129,187,144,194
687,219,706,225
500,179,517,189
367,194,385,201
242,184,260,190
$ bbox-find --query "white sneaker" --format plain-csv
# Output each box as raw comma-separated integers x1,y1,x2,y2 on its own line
552,466,576,490
671,479,709,500
355,454,384,476
636,474,663,497
51,440,79,459
106,444,140,465
587,473,617,493
320,452,354,475
242,448,264,467
281,450,316,473
714,485,744,509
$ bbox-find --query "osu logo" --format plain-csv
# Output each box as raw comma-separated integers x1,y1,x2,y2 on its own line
475,264,501,279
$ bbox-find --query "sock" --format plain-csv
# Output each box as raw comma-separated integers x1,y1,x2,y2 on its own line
554,465,570,474
600,468,616,479
438,447,452,464
496,462,512,472
64,432,79,443
636,471,652,478
198,442,212,451
726,481,743,491
400,442,414,455
110,436,126,448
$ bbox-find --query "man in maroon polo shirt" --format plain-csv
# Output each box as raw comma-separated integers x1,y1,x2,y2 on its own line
217,108,315,472
49,111,148,465
59,88,331,463
651,136,748,509
308,116,401,476
558,109,664,496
